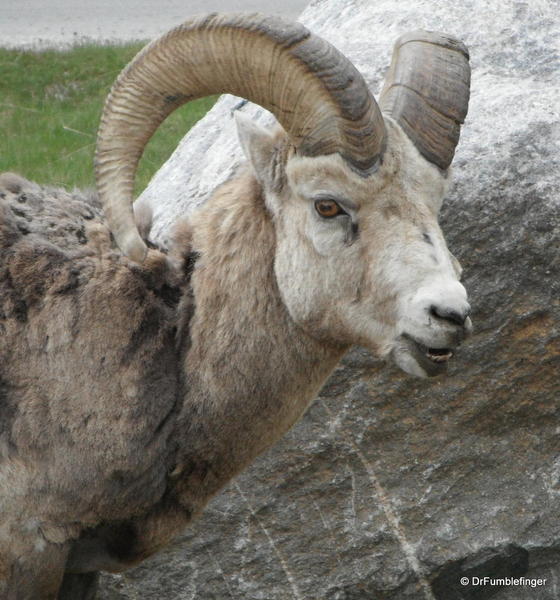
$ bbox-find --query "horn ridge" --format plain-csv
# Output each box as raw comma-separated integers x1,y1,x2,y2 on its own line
95,13,385,261
379,29,471,171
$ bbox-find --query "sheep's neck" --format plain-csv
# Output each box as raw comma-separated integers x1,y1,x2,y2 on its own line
175,174,345,512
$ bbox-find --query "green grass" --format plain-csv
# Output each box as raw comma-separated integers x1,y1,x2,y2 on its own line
0,43,217,195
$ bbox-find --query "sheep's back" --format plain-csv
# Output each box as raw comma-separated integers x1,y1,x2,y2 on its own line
0,172,104,251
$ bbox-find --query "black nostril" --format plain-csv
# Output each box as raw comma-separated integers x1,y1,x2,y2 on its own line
430,305,469,327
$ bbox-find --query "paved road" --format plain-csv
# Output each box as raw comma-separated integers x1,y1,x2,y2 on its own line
0,0,309,48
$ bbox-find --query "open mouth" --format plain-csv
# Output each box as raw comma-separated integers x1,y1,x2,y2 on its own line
422,344,454,364
394,334,457,377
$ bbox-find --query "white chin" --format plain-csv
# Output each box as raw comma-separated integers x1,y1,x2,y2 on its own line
391,347,429,378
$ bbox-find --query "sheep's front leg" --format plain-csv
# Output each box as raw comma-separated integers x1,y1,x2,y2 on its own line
58,572,99,600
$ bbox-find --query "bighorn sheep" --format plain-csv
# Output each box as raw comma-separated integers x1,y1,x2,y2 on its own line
0,13,472,599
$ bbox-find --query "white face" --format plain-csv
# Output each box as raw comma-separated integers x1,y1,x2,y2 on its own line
237,115,472,378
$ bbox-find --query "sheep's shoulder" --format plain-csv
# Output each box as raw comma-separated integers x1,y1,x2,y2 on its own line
0,174,188,520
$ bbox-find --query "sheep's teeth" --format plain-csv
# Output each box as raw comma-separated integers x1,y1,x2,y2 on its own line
426,349,453,363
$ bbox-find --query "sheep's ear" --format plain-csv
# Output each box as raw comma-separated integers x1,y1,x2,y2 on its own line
235,112,278,188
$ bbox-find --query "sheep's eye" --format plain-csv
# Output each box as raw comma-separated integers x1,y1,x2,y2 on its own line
314,199,344,219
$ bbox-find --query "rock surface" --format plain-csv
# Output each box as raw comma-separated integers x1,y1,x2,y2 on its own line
101,0,559,598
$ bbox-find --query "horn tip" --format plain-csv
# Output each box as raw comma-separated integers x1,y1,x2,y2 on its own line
119,232,148,264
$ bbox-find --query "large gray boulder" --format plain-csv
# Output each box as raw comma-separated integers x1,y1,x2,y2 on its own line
101,0,560,598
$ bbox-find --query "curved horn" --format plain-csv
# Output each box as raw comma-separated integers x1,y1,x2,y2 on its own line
95,13,386,262
379,31,470,171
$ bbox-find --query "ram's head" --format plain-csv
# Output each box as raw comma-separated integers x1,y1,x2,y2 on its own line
95,14,471,377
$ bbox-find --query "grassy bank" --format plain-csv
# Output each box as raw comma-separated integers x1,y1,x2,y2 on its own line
0,43,217,194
